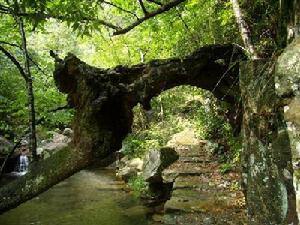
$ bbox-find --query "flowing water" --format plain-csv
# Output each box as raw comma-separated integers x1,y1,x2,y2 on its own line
0,168,150,225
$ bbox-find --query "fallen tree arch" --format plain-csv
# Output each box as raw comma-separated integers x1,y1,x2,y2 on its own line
0,43,298,225
54,43,244,139
0,43,244,213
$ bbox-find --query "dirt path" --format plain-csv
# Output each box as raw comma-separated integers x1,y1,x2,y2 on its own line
161,139,246,225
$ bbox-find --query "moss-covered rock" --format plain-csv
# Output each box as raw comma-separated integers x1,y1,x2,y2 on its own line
276,37,300,159
276,36,300,221
240,59,298,225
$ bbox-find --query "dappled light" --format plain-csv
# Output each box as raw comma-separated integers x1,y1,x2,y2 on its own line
0,0,300,225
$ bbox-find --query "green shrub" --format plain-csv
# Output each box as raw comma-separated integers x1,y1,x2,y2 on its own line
122,85,242,172
220,163,233,174
127,175,148,197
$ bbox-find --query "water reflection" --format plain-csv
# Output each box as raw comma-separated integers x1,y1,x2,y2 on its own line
0,168,149,225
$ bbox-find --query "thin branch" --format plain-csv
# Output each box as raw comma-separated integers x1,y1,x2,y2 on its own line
16,13,38,160
0,40,47,76
2,0,185,36
138,0,148,15
100,0,139,19
0,40,19,48
28,57,47,75
177,12,200,46
50,50,63,63
0,45,28,81
114,0,187,35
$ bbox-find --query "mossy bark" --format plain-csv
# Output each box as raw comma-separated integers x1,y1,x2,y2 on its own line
240,59,298,224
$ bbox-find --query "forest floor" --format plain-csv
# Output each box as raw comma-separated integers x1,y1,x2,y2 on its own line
154,129,247,225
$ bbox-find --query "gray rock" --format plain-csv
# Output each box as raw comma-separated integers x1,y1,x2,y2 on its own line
37,132,71,157
62,128,73,137
117,166,137,180
128,158,143,171
142,147,179,183
116,157,143,180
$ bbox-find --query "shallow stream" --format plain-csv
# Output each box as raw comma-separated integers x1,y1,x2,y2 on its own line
0,168,150,225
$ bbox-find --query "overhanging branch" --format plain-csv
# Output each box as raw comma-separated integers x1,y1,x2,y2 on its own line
113,0,187,35
2,0,186,36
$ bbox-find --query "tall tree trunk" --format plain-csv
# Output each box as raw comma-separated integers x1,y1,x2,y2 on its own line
16,16,37,159
231,0,259,59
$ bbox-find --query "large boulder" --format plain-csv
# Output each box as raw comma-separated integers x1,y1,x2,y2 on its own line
276,36,300,220
142,147,179,183
276,37,300,160
166,128,200,147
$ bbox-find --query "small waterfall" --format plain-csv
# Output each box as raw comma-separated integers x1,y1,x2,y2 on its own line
15,152,29,175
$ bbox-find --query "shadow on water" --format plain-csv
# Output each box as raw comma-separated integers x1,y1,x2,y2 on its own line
0,168,150,225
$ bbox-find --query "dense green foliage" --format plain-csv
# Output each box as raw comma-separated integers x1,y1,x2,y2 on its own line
0,0,242,143
0,0,278,165
122,86,242,164
127,175,148,197
0,19,74,140
240,0,280,56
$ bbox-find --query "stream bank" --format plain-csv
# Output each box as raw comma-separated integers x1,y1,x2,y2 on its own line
0,168,152,225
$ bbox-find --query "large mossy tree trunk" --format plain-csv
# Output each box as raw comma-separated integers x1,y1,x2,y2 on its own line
240,59,298,225
0,44,245,214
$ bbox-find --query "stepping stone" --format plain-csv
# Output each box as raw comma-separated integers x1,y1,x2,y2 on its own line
176,149,207,157
179,156,211,163
164,193,234,214
162,169,212,183
164,212,242,225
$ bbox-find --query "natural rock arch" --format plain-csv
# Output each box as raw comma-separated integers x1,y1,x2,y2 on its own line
0,43,298,225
